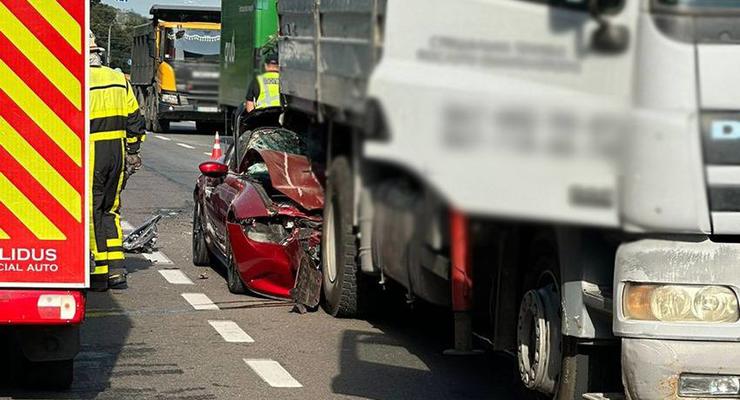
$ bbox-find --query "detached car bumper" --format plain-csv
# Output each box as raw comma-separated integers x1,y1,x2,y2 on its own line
622,338,740,400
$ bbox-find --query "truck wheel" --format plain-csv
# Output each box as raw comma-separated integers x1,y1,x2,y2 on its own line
516,237,616,399
192,201,211,266
153,118,169,133
22,359,74,389
225,234,246,294
322,156,362,317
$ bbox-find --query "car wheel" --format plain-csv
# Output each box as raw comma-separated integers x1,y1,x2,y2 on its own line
21,359,73,389
225,233,246,294
321,156,363,317
192,201,211,266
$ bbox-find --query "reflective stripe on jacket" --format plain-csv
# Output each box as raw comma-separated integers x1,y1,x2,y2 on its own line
89,66,146,151
254,71,281,110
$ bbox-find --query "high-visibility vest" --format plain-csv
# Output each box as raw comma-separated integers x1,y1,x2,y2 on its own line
89,66,146,148
254,71,281,110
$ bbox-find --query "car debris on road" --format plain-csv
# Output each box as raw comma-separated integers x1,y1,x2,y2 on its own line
123,215,163,254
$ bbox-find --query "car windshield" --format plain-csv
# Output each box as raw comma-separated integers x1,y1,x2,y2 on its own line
164,28,220,62
240,128,307,157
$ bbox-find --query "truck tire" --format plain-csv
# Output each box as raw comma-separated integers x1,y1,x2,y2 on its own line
516,235,618,399
152,118,169,133
22,359,74,389
321,156,362,317
192,201,211,266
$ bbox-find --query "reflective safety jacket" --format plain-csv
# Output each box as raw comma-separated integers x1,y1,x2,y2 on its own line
254,71,281,110
89,66,145,151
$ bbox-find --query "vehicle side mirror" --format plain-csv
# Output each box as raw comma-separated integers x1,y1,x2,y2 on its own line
588,0,629,54
199,161,228,178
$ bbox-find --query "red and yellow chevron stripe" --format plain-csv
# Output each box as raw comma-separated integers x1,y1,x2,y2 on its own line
0,0,86,286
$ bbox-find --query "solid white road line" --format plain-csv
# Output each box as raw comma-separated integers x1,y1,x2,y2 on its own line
141,251,173,265
208,320,254,343
155,135,172,141
177,143,195,149
182,293,219,310
158,269,193,285
244,359,302,388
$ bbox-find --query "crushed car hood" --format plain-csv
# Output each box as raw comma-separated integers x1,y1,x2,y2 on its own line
256,149,324,210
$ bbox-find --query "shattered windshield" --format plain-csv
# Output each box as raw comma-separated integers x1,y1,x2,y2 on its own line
239,128,308,176
240,128,307,157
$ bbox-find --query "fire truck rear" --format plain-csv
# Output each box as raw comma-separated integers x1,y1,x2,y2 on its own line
0,0,88,388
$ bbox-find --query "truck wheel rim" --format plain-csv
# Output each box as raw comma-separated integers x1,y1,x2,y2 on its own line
324,199,337,284
517,285,561,395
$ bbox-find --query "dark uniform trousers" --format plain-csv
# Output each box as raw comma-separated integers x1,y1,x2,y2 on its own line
89,65,145,289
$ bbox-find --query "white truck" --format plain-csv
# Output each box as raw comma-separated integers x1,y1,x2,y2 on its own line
278,0,740,398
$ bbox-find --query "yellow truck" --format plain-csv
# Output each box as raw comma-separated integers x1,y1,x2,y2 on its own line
131,5,222,133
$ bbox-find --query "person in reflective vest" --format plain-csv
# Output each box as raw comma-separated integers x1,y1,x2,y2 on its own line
245,52,281,113
89,32,146,290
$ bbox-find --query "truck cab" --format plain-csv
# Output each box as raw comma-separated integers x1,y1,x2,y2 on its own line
277,0,740,399
131,5,223,133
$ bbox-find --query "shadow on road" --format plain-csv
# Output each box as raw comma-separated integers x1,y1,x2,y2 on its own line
157,121,222,136
0,287,134,399
332,301,526,400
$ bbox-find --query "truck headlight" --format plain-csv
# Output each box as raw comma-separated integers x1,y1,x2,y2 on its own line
161,93,179,104
624,283,739,323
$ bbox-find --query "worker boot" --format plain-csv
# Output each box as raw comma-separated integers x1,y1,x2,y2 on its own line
108,269,128,290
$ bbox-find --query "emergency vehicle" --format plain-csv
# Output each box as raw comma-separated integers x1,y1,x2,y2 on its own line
0,0,87,388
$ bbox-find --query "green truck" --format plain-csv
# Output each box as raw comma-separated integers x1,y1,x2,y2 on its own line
218,0,279,134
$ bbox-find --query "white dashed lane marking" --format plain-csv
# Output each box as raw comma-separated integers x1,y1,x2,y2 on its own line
141,251,173,265
208,320,254,343
158,269,193,285
182,293,219,310
155,135,172,141
176,143,195,149
244,359,302,388
203,152,212,156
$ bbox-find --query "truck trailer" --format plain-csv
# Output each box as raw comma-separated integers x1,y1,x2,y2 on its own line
0,0,88,388
131,5,223,133
277,0,740,399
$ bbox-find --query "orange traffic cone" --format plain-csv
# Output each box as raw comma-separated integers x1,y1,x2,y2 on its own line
210,131,223,160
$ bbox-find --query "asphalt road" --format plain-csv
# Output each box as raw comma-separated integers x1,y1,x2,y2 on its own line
0,123,522,400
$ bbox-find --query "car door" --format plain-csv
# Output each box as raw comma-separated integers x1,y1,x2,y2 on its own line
202,144,235,257
207,140,246,256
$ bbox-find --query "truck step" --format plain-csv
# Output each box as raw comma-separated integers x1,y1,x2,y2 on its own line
583,393,626,400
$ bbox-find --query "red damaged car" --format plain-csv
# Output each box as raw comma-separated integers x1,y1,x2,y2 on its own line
192,117,323,303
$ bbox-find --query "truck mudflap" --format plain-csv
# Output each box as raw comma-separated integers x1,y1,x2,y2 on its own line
614,239,740,399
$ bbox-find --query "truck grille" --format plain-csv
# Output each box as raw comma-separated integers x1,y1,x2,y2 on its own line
702,112,740,234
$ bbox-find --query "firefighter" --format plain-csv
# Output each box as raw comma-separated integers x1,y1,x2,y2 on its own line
245,52,281,113
89,32,146,290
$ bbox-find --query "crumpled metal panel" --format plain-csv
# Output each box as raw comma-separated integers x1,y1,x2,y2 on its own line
256,149,324,210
